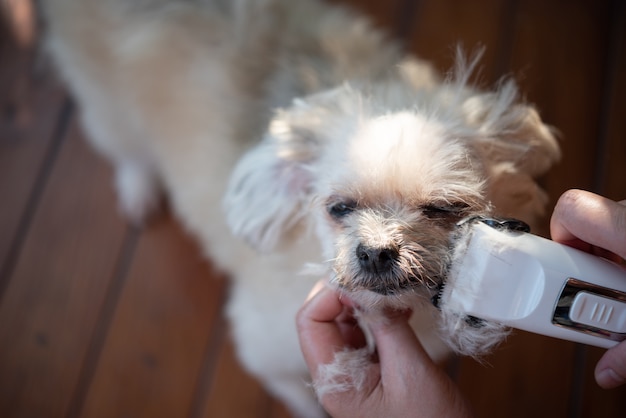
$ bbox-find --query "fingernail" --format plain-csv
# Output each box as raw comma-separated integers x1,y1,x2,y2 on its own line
596,368,625,388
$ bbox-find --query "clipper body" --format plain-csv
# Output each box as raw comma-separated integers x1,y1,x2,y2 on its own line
443,222,626,348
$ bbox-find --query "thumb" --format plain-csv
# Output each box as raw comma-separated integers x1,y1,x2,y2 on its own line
363,311,474,417
595,341,626,388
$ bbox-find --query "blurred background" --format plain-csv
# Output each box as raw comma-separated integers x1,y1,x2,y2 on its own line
0,0,624,417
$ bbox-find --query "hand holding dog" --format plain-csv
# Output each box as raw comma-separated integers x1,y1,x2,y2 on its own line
551,189,626,389
296,283,473,418
297,188,626,418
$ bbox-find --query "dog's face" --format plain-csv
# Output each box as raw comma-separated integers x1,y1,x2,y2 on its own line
311,112,489,302
224,73,559,309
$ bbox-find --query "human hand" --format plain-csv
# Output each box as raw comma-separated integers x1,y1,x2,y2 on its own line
296,282,473,418
550,189,626,389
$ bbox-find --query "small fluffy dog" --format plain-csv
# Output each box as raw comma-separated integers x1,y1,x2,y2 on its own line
44,0,560,416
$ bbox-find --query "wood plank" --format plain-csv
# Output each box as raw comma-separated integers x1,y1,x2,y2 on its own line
580,2,626,416
77,215,227,418
407,0,513,83
0,119,128,417
581,347,626,418
268,397,293,418
595,0,626,200
509,0,612,202
329,0,406,36
456,333,576,417
200,332,274,418
0,9,67,279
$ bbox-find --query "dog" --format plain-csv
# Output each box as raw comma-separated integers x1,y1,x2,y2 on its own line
43,0,560,416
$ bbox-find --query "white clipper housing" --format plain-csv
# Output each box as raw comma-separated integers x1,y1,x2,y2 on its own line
443,222,626,348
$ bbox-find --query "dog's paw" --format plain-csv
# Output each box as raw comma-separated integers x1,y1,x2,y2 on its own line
114,162,161,225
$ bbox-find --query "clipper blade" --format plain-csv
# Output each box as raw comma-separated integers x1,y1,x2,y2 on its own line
436,217,525,357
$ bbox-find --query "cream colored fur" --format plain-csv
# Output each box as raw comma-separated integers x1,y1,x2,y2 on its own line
43,0,560,416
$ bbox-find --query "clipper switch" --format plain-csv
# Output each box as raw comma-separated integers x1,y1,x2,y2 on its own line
569,291,626,334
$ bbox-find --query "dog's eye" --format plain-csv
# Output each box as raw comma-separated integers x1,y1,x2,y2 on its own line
422,202,470,219
328,201,357,219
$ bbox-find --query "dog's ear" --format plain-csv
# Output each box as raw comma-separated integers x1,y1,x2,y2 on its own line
462,81,561,225
224,96,335,252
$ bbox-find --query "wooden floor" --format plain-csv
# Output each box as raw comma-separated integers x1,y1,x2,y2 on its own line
1,0,625,417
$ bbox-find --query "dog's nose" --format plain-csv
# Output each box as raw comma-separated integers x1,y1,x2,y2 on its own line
356,244,399,274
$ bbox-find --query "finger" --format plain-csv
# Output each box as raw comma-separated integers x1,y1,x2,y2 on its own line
366,311,434,386
550,189,626,260
296,284,347,380
367,312,474,417
595,340,626,389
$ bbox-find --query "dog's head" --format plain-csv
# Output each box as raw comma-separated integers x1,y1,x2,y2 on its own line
224,59,559,309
